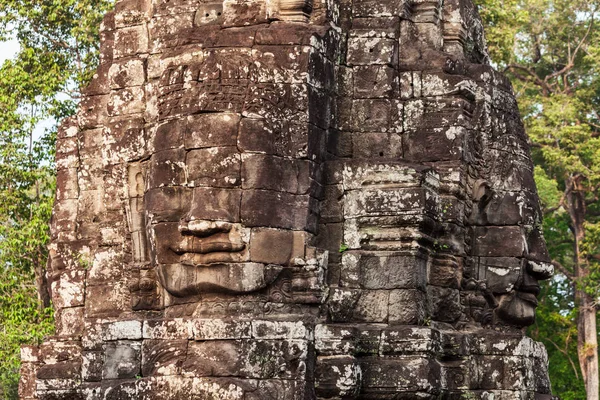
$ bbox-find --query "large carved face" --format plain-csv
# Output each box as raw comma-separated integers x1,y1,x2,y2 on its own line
145,99,322,297
470,149,554,326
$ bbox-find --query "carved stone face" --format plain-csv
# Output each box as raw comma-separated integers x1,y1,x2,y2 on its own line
144,113,321,297
471,178,554,326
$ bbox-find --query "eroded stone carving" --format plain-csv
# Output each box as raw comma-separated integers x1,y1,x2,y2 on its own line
21,0,557,398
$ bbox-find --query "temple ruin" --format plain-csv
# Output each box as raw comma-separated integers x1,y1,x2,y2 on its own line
20,0,557,398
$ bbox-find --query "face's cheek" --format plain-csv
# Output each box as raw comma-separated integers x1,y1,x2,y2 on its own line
247,228,307,265
479,257,522,295
144,187,192,267
149,222,182,265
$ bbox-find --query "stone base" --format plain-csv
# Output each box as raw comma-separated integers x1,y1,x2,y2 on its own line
22,319,555,400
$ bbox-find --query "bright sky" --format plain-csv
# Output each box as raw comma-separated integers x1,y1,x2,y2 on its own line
0,38,19,64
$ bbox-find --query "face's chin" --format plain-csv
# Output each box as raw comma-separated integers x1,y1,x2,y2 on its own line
495,291,537,327
156,262,282,297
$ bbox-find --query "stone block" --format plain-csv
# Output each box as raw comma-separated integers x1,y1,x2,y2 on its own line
37,361,81,380
153,118,185,150
51,270,86,309
21,346,39,363
241,190,317,232
103,341,142,380
354,65,396,98
185,112,240,149
187,147,241,188
352,132,403,159
18,362,37,399
107,86,145,116
427,286,461,322
380,326,440,355
85,282,129,318
320,185,344,223
351,99,391,132
114,25,149,58
187,187,242,222
354,0,407,17
144,186,193,223
143,319,193,340
56,168,80,201
478,257,522,294
347,38,397,65
77,94,109,129
82,351,103,382
249,379,307,400
388,289,426,325
342,251,427,290
315,355,361,397
350,17,400,38
352,290,389,322
403,127,466,162
102,320,143,341
251,320,311,339
360,357,441,393
192,319,252,340
251,46,311,84
183,339,308,379
142,339,187,376
429,255,462,288
471,226,526,257
328,288,361,322
148,148,186,188
87,247,124,286
249,228,305,265
109,58,145,88
314,324,357,355
326,128,353,157
55,307,85,338
241,154,313,194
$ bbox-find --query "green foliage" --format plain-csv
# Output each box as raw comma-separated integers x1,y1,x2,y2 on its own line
0,269,54,399
0,0,114,397
530,280,585,400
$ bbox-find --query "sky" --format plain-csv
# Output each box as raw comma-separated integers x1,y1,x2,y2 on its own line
0,37,19,65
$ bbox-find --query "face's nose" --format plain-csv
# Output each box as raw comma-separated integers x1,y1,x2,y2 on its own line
526,259,554,281
178,220,233,237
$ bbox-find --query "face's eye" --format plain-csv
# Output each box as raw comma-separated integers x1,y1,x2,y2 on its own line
144,187,192,223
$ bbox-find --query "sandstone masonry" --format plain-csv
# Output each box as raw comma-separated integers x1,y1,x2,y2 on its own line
20,0,557,398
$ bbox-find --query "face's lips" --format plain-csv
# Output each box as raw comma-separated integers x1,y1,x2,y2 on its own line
519,283,540,296
171,240,246,254
516,291,539,306
169,229,246,254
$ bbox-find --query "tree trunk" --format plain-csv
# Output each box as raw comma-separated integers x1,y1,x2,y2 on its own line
567,175,599,400
577,291,599,400
35,256,51,310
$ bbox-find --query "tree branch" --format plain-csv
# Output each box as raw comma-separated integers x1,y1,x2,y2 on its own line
552,260,575,280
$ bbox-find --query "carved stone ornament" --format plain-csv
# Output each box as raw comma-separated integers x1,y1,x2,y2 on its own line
20,0,557,398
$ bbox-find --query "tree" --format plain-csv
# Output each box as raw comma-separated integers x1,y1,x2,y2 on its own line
476,0,600,398
0,0,114,396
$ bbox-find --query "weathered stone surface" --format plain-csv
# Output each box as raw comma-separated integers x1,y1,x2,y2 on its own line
28,0,557,397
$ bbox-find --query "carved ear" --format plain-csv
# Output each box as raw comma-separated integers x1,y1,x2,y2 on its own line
472,179,492,205
468,179,492,225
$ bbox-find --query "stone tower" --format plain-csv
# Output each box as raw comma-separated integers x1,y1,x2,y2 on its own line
20,0,557,398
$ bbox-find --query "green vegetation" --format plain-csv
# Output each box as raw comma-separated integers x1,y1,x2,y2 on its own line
0,0,113,397
476,0,600,398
